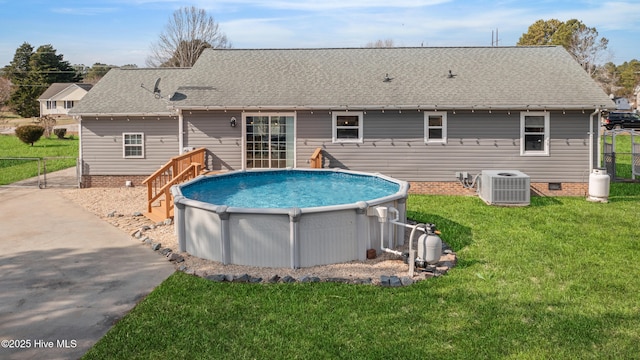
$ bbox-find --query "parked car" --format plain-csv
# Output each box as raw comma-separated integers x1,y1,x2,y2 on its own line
602,112,640,130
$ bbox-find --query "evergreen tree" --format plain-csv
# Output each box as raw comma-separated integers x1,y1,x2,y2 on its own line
4,43,39,117
30,44,81,83
3,42,81,117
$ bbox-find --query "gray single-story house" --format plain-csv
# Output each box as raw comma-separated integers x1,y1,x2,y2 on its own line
70,46,613,195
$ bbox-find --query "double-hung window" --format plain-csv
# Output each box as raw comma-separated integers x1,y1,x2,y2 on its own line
64,100,74,109
123,133,144,158
46,100,56,110
332,111,363,143
521,112,550,156
424,111,447,143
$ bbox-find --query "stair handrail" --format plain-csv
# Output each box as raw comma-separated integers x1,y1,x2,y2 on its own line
142,147,206,215
153,163,202,219
310,147,323,168
143,148,206,186
146,163,199,207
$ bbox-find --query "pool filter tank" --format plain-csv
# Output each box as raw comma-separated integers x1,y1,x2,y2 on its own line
417,224,442,265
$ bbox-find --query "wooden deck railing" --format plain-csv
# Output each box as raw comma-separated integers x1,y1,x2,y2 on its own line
310,147,323,168
142,148,206,221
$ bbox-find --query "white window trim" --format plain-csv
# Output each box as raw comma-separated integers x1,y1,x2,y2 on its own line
64,100,74,109
424,111,448,143
332,111,363,143
123,132,145,159
520,111,550,156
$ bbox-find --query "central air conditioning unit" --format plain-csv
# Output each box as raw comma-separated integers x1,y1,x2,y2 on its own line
478,170,530,206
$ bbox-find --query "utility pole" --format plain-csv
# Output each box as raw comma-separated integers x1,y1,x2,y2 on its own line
491,28,500,47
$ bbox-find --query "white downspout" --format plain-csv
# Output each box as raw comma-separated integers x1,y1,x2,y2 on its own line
77,116,83,187
590,108,600,173
178,109,184,155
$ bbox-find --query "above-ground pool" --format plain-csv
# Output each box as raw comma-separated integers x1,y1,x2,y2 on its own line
172,169,409,268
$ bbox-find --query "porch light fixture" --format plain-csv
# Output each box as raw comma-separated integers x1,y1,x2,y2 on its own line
230,117,237,127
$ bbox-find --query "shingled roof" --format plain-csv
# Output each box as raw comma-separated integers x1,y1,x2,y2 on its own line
38,83,92,100
72,46,614,115
70,68,190,116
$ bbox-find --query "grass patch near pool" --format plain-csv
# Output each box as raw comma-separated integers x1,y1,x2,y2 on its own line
82,183,640,360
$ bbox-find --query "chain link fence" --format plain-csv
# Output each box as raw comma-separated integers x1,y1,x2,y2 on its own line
602,129,640,181
0,157,79,188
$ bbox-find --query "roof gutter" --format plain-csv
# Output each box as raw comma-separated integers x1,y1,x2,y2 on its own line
169,104,611,112
70,112,177,118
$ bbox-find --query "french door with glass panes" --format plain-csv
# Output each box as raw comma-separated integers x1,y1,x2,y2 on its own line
244,114,295,169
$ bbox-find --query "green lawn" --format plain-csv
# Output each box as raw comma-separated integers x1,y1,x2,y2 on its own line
82,180,640,359
0,134,78,185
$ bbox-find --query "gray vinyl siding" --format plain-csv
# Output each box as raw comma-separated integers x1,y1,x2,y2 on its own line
296,110,594,183
81,117,179,175
183,111,243,171
84,110,596,183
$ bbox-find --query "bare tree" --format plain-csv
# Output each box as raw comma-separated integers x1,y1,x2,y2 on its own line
593,62,620,96
518,19,609,77
365,39,396,48
35,115,57,138
0,77,10,124
0,77,11,109
146,6,231,68
565,20,609,76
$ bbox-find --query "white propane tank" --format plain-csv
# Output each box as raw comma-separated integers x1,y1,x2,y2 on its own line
417,232,442,265
588,168,610,203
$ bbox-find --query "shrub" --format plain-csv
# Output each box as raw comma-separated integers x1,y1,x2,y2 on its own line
53,128,67,139
15,125,45,146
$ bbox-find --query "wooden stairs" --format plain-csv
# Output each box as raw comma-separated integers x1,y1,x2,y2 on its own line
142,148,206,222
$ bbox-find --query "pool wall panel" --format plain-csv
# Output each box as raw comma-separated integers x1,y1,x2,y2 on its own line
228,213,291,267
185,206,222,262
299,210,358,267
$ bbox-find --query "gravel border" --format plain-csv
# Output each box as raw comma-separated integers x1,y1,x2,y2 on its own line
61,187,456,285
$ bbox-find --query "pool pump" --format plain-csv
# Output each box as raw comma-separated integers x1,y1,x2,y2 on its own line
416,223,442,266
375,206,443,275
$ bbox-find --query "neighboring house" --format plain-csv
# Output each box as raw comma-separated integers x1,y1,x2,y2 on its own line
613,96,631,111
70,46,613,195
38,83,93,117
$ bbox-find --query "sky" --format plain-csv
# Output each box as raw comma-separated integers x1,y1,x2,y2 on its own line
1,0,639,68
